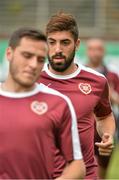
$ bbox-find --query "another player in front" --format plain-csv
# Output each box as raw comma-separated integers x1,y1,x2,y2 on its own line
0,28,85,179
39,12,116,179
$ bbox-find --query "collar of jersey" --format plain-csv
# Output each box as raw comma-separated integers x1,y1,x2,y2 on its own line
44,62,82,80
0,83,44,98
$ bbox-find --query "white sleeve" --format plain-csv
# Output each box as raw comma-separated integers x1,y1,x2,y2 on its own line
39,83,83,160
62,94,83,160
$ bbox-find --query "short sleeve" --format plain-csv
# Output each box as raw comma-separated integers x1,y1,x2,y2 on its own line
107,71,119,93
113,73,119,93
94,79,112,117
58,97,82,162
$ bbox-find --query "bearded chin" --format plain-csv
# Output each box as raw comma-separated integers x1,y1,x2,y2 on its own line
48,49,76,72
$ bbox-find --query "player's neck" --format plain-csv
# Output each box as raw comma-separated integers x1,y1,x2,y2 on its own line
1,75,35,93
49,63,78,76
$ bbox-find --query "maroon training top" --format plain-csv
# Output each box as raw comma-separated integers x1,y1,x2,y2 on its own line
0,83,82,179
40,63,112,179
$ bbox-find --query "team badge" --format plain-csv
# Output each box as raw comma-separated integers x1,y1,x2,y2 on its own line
78,83,92,95
31,101,48,115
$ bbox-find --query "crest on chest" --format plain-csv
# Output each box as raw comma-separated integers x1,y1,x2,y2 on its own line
78,83,92,95
31,101,48,115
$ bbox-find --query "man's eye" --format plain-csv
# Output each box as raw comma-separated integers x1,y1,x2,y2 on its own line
23,53,32,58
62,41,70,46
48,41,55,45
38,58,45,63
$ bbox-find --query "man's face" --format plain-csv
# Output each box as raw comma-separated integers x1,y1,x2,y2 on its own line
47,31,79,72
87,40,104,66
7,37,47,87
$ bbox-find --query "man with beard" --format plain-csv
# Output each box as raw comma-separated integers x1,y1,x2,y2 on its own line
0,27,85,179
39,12,116,179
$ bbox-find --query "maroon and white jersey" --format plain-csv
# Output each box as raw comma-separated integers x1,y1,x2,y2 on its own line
40,63,112,179
0,83,82,179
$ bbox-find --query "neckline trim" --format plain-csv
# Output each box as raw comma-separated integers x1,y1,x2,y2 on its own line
44,63,81,80
0,83,42,98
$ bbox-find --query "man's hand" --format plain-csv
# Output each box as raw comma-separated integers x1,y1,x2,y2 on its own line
95,133,114,156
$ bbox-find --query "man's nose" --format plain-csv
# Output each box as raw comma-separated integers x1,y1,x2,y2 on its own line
29,57,38,69
55,43,62,54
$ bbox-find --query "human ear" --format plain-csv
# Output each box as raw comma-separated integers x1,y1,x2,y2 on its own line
6,47,13,62
75,38,80,50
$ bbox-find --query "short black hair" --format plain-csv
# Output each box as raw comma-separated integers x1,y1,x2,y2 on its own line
9,27,47,49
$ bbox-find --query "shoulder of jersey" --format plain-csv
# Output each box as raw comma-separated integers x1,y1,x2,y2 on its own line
38,83,62,96
38,83,72,105
38,83,76,119
79,63,106,79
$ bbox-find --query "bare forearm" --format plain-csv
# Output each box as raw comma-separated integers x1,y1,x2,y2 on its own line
95,113,115,156
96,113,116,138
110,87,119,105
55,160,86,180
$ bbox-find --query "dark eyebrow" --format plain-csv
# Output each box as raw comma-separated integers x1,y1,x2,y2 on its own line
48,38,71,42
21,51,34,56
47,38,56,41
21,51,45,59
61,39,71,42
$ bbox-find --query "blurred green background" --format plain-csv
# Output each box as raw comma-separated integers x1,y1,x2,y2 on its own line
0,40,119,64
0,0,119,79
